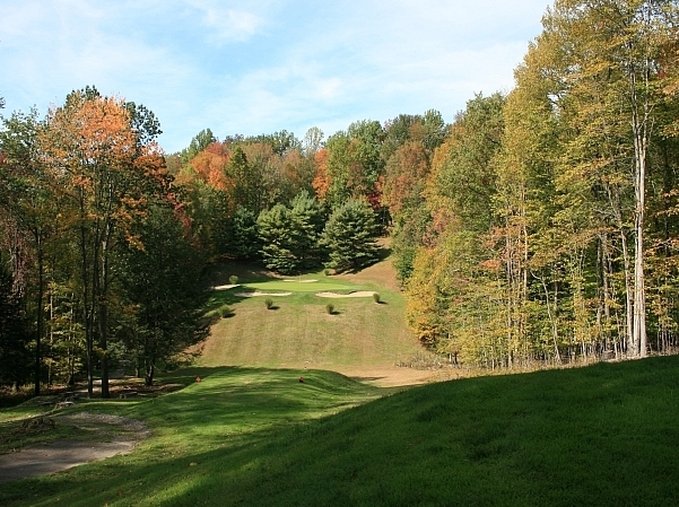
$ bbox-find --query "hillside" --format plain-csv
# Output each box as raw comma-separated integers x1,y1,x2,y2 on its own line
195,255,434,386
2,356,678,506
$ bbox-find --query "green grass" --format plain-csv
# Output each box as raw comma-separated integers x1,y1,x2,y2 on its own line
2,357,679,506
200,267,420,370
241,278,360,293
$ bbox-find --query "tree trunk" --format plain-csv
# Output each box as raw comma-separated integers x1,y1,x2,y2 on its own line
78,201,95,398
33,231,44,396
630,44,651,358
99,230,110,398
145,362,155,386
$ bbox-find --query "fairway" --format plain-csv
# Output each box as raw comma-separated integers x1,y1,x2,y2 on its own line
198,260,427,385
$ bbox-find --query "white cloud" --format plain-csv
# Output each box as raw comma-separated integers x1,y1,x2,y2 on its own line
1,0,552,152
187,0,266,43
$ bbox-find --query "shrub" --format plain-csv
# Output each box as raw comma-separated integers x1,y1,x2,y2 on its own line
372,292,381,304
325,303,335,315
265,298,275,310
229,275,239,285
219,305,233,318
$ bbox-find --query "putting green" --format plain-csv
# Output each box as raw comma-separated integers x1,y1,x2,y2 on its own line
233,279,360,293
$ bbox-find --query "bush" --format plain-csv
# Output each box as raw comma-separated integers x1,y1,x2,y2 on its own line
372,292,381,304
325,303,335,315
229,275,239,285
265,298,275,310
204,304,233,320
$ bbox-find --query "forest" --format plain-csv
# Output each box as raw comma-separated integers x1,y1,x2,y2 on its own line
1,0,678,396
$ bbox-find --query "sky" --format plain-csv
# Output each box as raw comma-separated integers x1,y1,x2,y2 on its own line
1,0,551,154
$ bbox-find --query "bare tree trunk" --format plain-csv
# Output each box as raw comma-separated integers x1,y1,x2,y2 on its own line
33,231,44,396
629,34,652,358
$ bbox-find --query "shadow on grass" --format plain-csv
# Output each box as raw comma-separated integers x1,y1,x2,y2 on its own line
203,261,278,287
0,365,384,505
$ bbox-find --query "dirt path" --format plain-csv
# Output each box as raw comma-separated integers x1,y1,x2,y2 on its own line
0,413,149,484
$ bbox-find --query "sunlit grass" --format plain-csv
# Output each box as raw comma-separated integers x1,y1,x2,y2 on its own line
200,267,418,371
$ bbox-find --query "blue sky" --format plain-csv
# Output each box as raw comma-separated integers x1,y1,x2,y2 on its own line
1,0,550,153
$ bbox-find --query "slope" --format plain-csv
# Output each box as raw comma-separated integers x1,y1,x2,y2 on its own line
2,356,679,506
196,257,430,385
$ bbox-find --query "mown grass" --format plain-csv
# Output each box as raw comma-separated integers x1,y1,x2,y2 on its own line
200,267,419,371
2,356,679,506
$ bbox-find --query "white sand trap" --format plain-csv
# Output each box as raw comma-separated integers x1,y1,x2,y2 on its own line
316,291,377,298
213,284,240,291
283,279,318,283
235,291,292,297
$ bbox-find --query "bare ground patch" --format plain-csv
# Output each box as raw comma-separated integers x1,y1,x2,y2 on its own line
0,412,150,484
333,366,441,387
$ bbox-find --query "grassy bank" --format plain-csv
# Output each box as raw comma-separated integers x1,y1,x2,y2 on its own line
2,356,679,506
199,267,421,371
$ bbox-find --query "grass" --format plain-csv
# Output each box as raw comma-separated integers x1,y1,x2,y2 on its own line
199,266,420,371
2,356,679,506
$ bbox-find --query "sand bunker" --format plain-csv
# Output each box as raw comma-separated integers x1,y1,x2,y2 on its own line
213,284,240,291
283,279,318,283
315,291,377,298
235,291,292,297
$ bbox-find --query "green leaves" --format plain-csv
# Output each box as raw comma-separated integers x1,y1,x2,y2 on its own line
257,191,326,274
322,199,380,273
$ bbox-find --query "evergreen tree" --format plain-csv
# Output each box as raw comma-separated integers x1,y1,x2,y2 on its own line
322,199,380,273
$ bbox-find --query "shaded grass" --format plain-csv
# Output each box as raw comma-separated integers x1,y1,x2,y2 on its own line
0,367,383,506
2,357,679,506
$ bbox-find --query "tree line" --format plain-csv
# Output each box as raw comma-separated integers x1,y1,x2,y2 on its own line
401,0,679,368
1,91,439,394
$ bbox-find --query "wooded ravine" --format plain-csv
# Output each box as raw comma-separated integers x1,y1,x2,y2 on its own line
1,0,678,397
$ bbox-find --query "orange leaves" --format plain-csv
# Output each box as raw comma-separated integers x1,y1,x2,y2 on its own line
186,142,230,190
43,95,136,172
382,141,430,215
78,98,135,161
311,148,330,199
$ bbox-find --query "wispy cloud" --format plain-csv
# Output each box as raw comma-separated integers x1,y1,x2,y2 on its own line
1,0,551,152
187,0,266,43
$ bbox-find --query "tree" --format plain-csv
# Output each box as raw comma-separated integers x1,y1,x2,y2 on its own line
381,141,430,217
121,204,207,386
322,199,380,273
0,108,56,395
229,206,260,260
40,88,167,397
322,121,385,208
227,146,263,212
257,192,325,273
289,190,326,269
303,127,324,156
0,251,32,388
258,204,299,274
180,128,217,164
